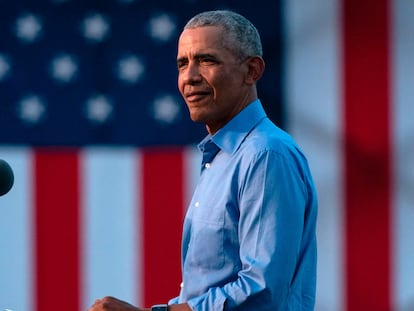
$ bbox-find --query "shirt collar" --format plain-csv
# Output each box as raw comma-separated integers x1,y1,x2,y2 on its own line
198,99,267,154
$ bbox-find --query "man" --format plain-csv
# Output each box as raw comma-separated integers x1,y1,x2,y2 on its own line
89,10,317,311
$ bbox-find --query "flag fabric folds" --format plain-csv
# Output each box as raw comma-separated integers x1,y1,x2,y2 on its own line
286,0,414,310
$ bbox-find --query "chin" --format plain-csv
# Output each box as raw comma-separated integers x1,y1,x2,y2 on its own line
189,113,208,124
189,115,202,123
188,108,204,122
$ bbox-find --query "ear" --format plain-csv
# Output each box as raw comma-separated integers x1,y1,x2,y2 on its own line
244,56,265,85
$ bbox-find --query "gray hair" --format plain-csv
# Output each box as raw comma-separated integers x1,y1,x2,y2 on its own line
184,10,263,61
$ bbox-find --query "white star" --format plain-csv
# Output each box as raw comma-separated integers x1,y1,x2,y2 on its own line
50,54,78,83
81,13,110,43
152,95,181,124
117,54,145,84
86,95,113,123
0,54,11,81
18,95,46,124
148,13,176,42
15,13,43,43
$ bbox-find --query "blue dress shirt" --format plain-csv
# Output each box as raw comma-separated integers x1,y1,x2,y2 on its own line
169,99,318,310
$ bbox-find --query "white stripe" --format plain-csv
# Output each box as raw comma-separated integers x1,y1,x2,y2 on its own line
184,145,201,212
0,147,33,311
81,147,140,309
284,1,344,310
392,1,414,310
135,150,143,306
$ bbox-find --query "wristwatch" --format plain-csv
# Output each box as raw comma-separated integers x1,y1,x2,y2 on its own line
151,304,168,311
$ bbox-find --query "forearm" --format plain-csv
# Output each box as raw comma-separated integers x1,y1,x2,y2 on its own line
87,297,191,311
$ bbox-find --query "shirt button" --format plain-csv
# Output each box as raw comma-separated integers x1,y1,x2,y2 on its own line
180,282,184,288
205,163,211,169
194,201,199,208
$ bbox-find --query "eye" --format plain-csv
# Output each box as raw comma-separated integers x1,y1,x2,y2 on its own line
199,57,218,66
177,58,188,70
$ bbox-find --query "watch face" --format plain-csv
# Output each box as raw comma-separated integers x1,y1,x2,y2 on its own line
151,305,168,311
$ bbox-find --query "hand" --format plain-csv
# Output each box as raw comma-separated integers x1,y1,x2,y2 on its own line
87,296,149,311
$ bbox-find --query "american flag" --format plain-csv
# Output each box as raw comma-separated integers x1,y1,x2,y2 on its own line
0,0,413,311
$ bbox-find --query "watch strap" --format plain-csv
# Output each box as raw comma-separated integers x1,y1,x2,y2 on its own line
151,304,168,311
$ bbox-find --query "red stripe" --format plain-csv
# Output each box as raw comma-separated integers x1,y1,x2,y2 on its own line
34,149,82,311
141,148,185,306
342,0,392,310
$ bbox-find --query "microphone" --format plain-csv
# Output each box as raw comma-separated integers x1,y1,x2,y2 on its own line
0,159,14,196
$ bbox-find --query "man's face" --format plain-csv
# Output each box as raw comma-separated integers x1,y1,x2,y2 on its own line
177,26,250,134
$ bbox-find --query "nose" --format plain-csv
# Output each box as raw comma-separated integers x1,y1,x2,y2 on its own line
181,62,202,85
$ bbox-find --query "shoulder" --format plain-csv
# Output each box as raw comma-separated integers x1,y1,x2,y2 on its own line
238,119,315,194
242,118,304,160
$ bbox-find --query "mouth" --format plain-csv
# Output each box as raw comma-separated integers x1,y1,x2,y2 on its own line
185,90,211,102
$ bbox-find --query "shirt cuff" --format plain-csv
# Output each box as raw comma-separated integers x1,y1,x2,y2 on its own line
186,290,227,311
168,296,179,305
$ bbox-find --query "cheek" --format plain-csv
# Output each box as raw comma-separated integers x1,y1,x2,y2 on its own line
209,70,231,89
177,76,184,94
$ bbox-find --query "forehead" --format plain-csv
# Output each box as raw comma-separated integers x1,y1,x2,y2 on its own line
177,26,227,55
